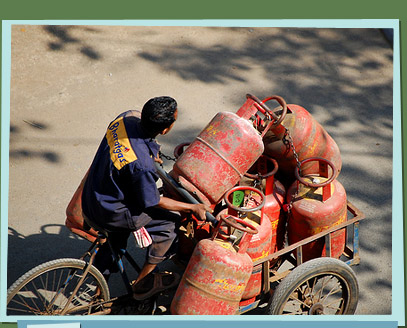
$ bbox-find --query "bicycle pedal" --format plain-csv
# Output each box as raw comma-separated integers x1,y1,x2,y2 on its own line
152,305,168,315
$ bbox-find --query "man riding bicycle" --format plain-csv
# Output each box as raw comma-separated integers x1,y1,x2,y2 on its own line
82,96,210,300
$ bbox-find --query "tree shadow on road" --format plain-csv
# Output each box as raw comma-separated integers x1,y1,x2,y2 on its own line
8,224,149,299
44,25,102,60
9,121,60,163
7,225,89,287
137,27,392,121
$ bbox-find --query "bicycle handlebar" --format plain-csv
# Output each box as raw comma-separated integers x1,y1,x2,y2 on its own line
154,163,218,225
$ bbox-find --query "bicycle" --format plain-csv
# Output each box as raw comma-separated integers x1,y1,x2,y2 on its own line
6,215,166,316
7,164,364,316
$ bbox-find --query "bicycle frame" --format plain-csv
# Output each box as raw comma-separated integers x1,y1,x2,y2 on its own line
79,233,142,296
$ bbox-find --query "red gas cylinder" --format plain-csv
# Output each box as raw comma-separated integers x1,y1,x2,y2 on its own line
234,157,286,299
243,155,286,253
286,158,347,263
172,111,264,204
236,94,342,187
170,215,257,315
223,186,269,300
165,142,214,261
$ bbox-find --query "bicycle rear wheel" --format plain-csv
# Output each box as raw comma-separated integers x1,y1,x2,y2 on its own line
7,258,110,315
267,257,358,315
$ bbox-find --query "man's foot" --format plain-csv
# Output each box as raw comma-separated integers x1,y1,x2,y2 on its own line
132,272,180,300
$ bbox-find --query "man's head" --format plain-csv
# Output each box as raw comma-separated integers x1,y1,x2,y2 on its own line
141,96,178,136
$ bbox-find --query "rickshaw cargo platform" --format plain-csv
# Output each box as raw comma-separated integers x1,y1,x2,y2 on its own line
236,200,365,315
254,201,365,268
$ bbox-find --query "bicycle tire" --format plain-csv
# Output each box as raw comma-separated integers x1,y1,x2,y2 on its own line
7,258,110,315
268,257,359,315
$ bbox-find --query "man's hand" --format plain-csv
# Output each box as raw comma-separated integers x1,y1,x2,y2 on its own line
157,197,212,222
190,203,213,222
154,154,163,164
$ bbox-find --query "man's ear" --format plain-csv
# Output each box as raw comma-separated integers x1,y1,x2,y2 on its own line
160,121,176,135
160,127,170,135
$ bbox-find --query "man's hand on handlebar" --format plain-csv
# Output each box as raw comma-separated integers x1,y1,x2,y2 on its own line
157,196,212,222
190,203,213,222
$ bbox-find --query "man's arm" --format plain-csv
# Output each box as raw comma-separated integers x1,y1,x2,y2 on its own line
156,196,212,221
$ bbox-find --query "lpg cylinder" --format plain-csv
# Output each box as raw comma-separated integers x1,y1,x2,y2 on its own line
286,157,347,263
167,142,214,261
172,111,264,204
243,155,286,253
236,94,342,187
235,157,286,299
241,213,271,300
170,215,257,315
223,186,269,300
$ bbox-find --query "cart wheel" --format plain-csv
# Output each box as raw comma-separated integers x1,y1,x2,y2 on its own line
268,257,358,315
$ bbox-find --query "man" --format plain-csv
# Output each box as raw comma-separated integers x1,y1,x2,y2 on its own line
82,96,210,299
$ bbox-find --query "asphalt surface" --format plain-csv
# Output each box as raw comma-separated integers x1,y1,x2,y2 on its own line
6,25,394,315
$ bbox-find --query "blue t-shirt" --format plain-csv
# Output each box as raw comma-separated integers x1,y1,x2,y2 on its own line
82,110,161,231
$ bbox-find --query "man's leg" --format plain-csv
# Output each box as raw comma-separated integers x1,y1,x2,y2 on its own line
132,263,157,285
132,208,180,296
143,208,180,266
93,230,130,281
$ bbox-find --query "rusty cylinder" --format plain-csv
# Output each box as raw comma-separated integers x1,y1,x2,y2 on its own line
170,215,257,315
236,94,342,187
287,157,347,262
172,111,264,204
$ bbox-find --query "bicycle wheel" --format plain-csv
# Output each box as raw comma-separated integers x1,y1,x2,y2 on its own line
268,257,359,315
7,258,110,315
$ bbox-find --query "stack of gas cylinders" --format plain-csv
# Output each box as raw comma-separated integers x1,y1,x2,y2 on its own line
168,94,347,315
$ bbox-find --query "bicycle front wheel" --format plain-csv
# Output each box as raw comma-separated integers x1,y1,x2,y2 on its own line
7,258,110,315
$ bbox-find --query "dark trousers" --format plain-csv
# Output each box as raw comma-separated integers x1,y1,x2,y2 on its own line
93,207,180,278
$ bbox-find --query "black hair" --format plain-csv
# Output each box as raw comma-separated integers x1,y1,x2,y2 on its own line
141,96,177,135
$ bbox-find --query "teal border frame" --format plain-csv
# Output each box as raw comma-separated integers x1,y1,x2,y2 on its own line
0,16,404,328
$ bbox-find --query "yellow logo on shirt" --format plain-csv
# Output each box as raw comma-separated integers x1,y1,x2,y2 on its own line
106,117,138,170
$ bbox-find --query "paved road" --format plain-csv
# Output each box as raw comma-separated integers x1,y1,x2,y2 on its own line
6,25,394,314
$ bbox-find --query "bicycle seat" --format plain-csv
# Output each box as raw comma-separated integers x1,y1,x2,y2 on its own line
83,213,109,238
